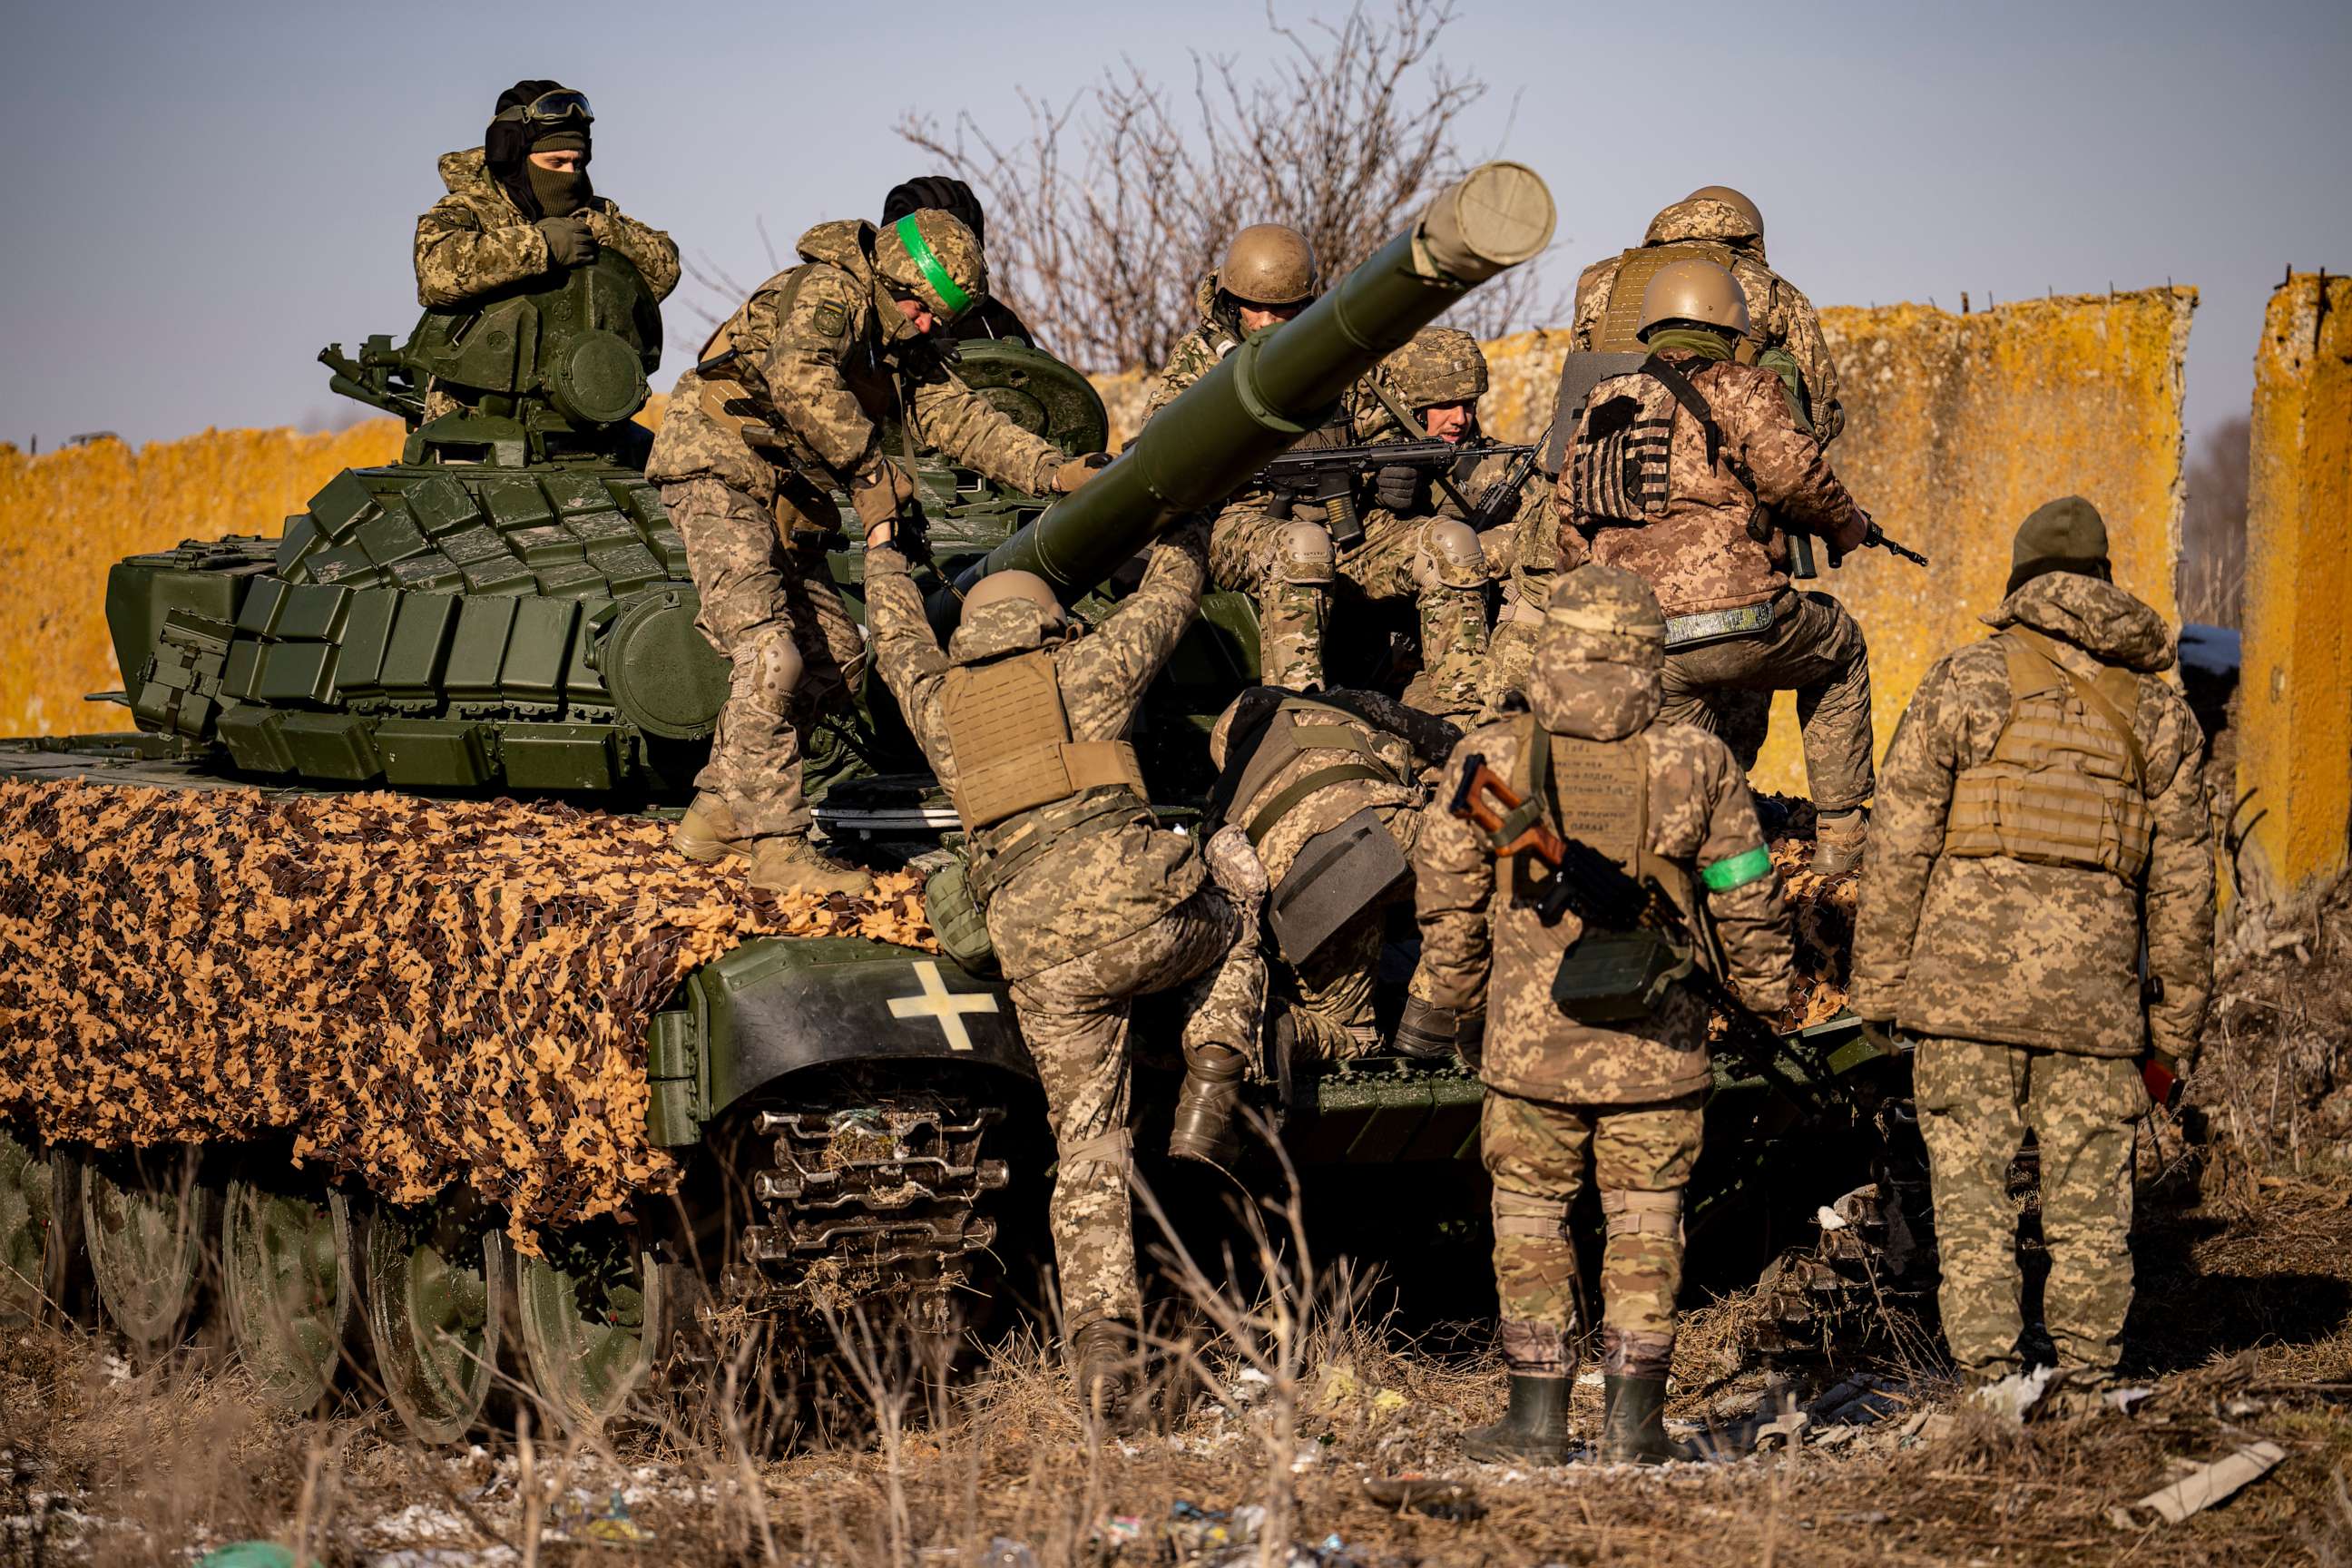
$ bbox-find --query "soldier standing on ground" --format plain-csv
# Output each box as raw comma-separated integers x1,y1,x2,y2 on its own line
861,514,1268,1426
1850,497,2213,1393
1416,565,1794,1465
1558,260,1877,875
645,209,1109,894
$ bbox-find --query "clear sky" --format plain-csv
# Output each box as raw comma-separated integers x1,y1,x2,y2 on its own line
2,0,2345,452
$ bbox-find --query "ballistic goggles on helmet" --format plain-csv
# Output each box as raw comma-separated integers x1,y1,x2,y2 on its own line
495,90,594,131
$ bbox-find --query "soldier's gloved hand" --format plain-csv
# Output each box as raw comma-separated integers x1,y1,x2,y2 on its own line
535,216,599,269
851,465,916,534
1372,464,1422,512
1825,506,1872,567
1053,453,1113,494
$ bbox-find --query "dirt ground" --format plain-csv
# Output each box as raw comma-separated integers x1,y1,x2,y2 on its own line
6,889,2352,1568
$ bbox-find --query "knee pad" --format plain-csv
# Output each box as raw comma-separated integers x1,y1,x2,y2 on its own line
1277,521,1337,587
1600,1188,1682,1239
737,627,805,712
1491,1189,1571,1240
1417,517,1488,590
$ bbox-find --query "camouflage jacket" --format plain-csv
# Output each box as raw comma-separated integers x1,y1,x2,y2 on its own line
1569,195,1844,443
645,220,1066,504
1850,572,2214,1061
1416,655,1793,1104
1446,448,1555,623
413,148,680,310
1557,344,1866,618
1207,690,1455,884
864,525,1211,980
1142,274,1378,436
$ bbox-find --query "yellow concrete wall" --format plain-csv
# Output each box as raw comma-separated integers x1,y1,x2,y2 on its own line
2237,273,2352,897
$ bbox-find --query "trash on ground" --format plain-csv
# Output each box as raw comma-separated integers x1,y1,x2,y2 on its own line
2132,1441,2288,1524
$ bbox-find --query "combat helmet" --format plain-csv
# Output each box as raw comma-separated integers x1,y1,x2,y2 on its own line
1636,259,1751,340
1218,224,1318,308
1681,184,1764,240
876,209,988,322
1388,326,1488,409
948,570,1068,664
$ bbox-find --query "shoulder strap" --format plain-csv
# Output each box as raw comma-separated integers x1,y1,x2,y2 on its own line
1244,763,1395,846
2005,627,2148,790
1638,354,1724,472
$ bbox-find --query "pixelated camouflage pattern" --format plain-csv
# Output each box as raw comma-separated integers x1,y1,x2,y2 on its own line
872,209,989,319
662,478,867,839
1483,1088,1700,1377
1558,346,1866,618
1913,1035,2144,1376
1455,451,1556,708
1657,589,1876,813
1141,276,1244,425
1851,572,2214,1061
1416,607,1794,1105
1571,193,1844,443
0,779,934,1245
1385,326,1489,408
1209,502,1328,691
646,220,1065,503
413,148,680,310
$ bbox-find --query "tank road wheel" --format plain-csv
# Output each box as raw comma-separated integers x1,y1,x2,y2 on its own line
0,1129,79,1328
514,1228,671,1436
221,1181,353,1411
361,1202,506,1444
82,1147,212,1352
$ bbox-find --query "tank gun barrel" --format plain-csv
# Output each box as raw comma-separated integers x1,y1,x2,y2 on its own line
930,161,1554,623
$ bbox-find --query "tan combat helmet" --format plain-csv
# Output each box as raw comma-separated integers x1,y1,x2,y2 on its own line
1218,224,1318,307
961,569,1065,632
1388,326,1489,408
1682,184,1764,240
875,209,988,321
1636,259,1751,340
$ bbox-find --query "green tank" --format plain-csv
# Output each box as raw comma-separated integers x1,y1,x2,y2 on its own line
0,162,1917,1440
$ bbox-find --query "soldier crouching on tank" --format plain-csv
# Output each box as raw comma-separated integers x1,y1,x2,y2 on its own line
879,175,1040,348
1559,260,1877,876
859,513,1268,1426
645,209,1111,896
1850,497,2213,1396
1206,688,1460,1063
1416,565,1795,1465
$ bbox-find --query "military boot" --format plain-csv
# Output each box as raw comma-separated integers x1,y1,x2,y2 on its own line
1812,809,1868,878
1071,1318,1145,1432
1598,1374,1679,1465
1167,1043,1247,1166
749,834,875,898
672,795,751,863
1460,1373,1573,1465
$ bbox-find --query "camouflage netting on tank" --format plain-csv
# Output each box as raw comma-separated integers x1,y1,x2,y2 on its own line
0,779,933,1241
1769,834,1856,1029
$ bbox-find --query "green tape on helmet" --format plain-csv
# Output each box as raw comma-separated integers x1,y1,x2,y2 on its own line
893,215,972,318
1700,843,1772,891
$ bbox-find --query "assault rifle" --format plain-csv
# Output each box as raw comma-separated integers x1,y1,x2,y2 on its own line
1785,517,1930,579
1447,755,1851,1114
1256,436,1538,549
1855,520,1930,567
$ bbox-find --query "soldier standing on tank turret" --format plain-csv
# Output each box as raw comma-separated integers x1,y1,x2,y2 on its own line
1850,497,2213,1396
879,176,1041,348
1416,564,1795,1466
1559,260,1878,876
859,513,1268,1426
645,210,1111,896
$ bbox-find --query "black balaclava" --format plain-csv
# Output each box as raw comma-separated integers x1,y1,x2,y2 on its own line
881,175,986,247
486,78,592,220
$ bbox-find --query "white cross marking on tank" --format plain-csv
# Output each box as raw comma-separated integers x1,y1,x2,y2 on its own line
887,960,999,1053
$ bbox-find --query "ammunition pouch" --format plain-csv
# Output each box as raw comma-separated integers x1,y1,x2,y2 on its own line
923,851,1000,977
1600,1188,1682,1239
1550,928,1696,1023
966,787,1152,910
1265,807,1411,965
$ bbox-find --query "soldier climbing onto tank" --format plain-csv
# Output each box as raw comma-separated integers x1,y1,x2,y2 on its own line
879,176,1041,347
645,209,1112,895
1206,688,1460,1064
1559,260,1878,876
1416,564,1795,1465
859,513,1269,1426
1850,496,2213,1397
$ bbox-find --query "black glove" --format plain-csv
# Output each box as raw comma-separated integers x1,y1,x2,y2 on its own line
536,216,598,268
1372,464,1422,513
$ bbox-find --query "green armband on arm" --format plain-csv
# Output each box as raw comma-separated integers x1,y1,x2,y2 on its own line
1701,844,1773,891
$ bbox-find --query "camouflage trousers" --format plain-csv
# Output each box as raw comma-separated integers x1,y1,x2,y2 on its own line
1480,1088,1702,1378
1480,580,1552,710
1660,589,1874,812
1006,877,1264,1333
662,478,867,839
1914,1036,2145,1377
1210,505,1488,715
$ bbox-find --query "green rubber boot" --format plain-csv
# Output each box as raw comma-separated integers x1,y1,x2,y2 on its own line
1460,1373,1573,1465
1599,1374,1678,1465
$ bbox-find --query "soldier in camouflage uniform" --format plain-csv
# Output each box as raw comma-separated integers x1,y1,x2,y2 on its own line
1416,564,1794,1465
413,82,679,420
879,175,1041,347
1851,497,2213,1388
862,514,1265,1424
1207,689,1459,1063
1571,186,1841,442
645,210,1108,895
1560,260,1877,875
